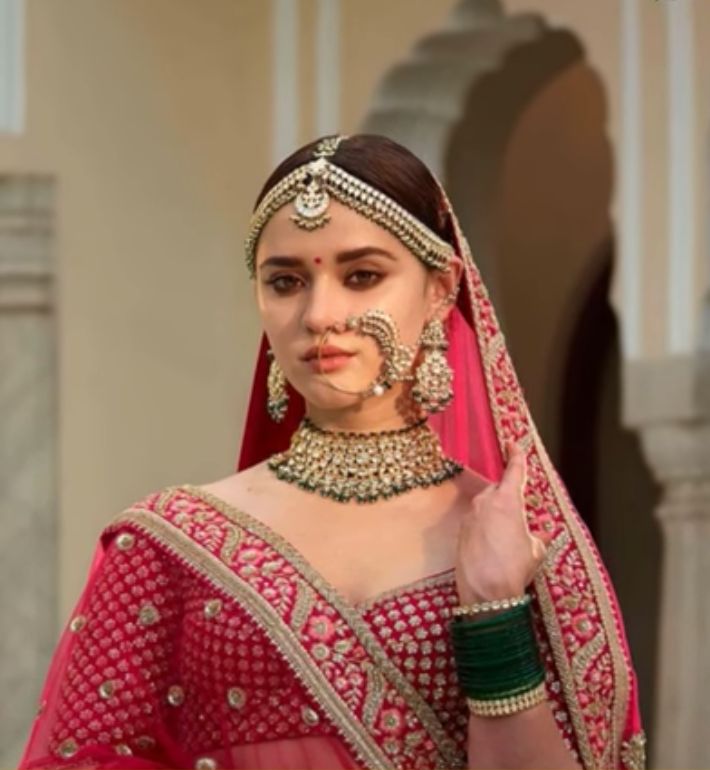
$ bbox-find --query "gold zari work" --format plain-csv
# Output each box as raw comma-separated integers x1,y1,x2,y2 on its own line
267,416,463,503
98,679,116,699
620,731,647,770
227,686,247,710
203,598,223,619
69,614,86,633
244,139,456,278
115,532,136,550
138,603,160,626
57,738,78,758
167,684,185,706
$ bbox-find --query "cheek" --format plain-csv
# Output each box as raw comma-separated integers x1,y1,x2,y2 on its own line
400,312,427,349
258,302,300,358
382,291,427,347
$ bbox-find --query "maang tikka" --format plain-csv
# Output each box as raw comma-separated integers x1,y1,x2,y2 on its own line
266,348,289,422
245,135,456,278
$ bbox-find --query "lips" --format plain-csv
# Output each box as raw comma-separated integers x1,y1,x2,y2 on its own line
302,345,354,361
301,344,356,374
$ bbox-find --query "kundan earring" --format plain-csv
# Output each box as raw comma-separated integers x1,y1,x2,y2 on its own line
266,348,289,422
411,316,454,414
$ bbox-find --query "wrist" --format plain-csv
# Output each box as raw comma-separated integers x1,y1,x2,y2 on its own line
457,584,528,606
452,592,531,621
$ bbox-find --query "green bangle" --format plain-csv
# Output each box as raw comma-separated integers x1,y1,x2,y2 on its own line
450,603,545,700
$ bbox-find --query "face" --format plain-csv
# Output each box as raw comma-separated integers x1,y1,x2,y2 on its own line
254,200,461,422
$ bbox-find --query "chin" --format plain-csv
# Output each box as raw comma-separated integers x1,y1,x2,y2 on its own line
290,377,365,411
299,383,363,412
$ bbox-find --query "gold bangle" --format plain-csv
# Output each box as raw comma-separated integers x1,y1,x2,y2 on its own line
466,682,546,718
451,593,531,617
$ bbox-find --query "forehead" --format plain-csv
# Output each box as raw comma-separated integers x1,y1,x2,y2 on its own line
255,200,407,263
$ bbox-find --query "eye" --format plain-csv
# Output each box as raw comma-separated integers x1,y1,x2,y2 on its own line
265,274,303,294
346,270,382,288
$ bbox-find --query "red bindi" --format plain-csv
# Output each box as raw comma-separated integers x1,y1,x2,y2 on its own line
313,257,322,265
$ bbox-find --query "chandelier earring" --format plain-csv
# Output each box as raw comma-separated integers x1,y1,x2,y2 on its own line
266,348,289,422
411,290,457,414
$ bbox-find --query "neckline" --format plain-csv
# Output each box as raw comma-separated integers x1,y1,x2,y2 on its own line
177,483,457,613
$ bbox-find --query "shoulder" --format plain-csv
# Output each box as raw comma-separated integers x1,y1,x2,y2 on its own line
197,461,271,499
189,460,279,515
101,465,273,541
104,469,265,523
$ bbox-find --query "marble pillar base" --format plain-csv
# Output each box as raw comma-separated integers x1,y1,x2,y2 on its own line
639,422,710,769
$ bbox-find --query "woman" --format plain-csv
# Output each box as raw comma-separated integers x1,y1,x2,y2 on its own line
19,134,646,769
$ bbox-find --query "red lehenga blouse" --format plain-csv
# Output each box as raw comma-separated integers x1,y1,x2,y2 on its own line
20,191,646,768
20,484,585,769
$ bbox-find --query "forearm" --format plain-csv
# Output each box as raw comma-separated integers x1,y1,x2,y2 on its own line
466,701,582,770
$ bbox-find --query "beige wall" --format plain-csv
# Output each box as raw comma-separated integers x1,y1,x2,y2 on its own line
0,0,272,617
340,0,456,132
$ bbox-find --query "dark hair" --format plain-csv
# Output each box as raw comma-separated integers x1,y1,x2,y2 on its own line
254,134,455,249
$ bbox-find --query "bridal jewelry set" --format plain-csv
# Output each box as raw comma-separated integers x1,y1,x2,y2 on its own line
247,135,547,719
268,416,462,504
264,302,461,503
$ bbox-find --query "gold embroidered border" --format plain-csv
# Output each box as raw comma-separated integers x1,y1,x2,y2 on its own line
543,529,571,572
535,425,630,763
178,484,464,770
354,569,456,613
291,579,317,636
107,509,394,770
620,730,646,770
572,631,605,684
534,576,591,763
219,524,242,564
362,662,387,731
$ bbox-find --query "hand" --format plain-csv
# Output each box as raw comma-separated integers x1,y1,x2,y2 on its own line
455,440,547,606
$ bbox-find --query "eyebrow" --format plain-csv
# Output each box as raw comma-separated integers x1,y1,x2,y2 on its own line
258,246,397,271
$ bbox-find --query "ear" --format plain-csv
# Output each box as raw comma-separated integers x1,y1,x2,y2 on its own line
425,255,463,321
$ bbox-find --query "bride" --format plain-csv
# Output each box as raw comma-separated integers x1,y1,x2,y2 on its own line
19,134,645,769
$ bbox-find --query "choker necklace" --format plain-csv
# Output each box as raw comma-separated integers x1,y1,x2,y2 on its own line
267,416,464,503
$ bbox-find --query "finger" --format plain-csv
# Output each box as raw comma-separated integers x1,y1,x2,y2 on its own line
499,440,526,492
531,534,547,562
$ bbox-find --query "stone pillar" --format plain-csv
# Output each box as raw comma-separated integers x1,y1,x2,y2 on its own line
637,419,710,769
616,0,710,764
0,175,57,766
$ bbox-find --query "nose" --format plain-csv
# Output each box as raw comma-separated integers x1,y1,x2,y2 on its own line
301,276,342,335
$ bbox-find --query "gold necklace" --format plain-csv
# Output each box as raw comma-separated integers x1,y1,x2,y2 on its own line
267,416,464,503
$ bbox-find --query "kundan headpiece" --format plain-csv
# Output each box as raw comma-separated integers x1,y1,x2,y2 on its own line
244,135,456,277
